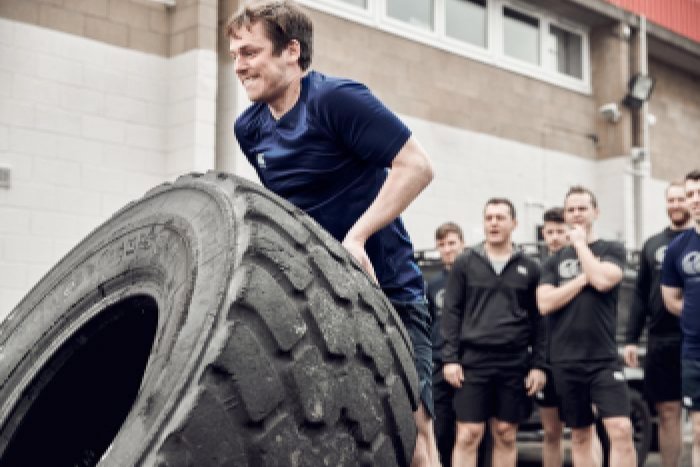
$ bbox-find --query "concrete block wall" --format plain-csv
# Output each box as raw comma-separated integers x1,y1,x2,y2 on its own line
648,58,700,181
308,7,599,161
0,17,218,318
400,115,599,250
0,0,170,56
166,48,217,177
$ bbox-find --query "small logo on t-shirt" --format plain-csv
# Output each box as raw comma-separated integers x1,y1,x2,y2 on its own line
682,252,700,276
436,289,445,309
654,245,667,268
256,153,266,169
613,371,625,381
517,265,527,276
558,259,581,279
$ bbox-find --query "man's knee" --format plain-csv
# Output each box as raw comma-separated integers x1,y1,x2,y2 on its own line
571,426,593,448
604,417,634,445
540,410,563,444
491,420,517,448
656,401,681,424
455,423,485,450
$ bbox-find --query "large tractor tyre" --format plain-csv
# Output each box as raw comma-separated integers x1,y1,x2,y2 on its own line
0,172,420,467
596,387,652,467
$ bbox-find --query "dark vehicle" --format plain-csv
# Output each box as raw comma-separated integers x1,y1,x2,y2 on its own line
416,246,655,466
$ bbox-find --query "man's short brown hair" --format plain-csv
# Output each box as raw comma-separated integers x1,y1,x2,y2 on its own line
484,197,516,220
543,207,565,223
565,185,598,208
226,0,313,71
665,180,685,197
686,170,700,183
435,222,463,241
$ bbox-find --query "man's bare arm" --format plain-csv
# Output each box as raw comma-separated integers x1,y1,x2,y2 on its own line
573,241,623,292
661,285,683,316
536,275,588,315
342,136,434,278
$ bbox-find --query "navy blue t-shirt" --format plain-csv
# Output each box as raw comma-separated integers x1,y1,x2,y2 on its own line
661,228,700,359
234,71,424,302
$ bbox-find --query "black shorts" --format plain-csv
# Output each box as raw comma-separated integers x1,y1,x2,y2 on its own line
682,359,700,411
551,362,630,428
535,367,559,408
644,339,681,403
453,366,531,424
393,299,434,418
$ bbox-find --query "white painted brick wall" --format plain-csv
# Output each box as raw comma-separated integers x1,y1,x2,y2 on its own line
403,115,624,251
0,18,217,319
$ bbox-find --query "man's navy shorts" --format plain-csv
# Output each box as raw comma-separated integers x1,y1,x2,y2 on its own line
392,299,434,418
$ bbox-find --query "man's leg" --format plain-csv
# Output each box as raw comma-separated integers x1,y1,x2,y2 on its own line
539,407,563,467
570,426,596,467
692,411,700,467
413,403,441,467
645,340,683,467
656,400,682,467
393,301,441,467
453,422,485,467
433,371,455,467
489,418,517,467
602,416,636,467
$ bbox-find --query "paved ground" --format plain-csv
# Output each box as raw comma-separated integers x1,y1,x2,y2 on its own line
517,440,692,466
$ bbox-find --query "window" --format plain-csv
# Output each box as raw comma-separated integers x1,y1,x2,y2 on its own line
446,0,487,48
503,7,539,65
299,0,590,92
387,0,434,30
338,0,367,8
549,24,582,79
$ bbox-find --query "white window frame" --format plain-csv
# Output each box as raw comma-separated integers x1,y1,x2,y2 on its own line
298,0,591,94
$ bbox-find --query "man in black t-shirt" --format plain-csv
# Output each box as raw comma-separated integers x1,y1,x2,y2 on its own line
623,182,689,467
428,222,465,467
537,186,636,467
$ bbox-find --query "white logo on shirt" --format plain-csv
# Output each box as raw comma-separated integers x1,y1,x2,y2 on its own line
256,153,266,169
436,289,445,309
558,259,581,279
654,245,667,266
613,371,625,381
517,265,527,276
682,252,700,276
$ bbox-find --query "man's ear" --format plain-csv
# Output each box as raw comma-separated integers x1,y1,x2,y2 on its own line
285,39,301,63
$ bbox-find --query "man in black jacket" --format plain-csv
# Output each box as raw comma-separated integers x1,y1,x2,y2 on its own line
428,222,465,467
442,198,546,467
623,181,690,467
537,186,636,467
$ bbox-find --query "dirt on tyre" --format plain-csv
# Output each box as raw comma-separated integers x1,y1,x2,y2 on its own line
0,172,420,467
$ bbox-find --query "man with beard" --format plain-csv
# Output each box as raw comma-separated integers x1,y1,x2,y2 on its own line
537,186,636,467
624,182,690,467
662,170,700,466
428,222,465,467
442,198,546,467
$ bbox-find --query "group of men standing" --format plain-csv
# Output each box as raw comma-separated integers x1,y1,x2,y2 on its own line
428,172,700,467
223,1,700,465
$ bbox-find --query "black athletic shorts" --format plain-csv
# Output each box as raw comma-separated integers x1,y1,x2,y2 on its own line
551,362,630,428
453,366,531,424
535,367,559,408
644,339,681,403
682,359,700,411
393,299,434,418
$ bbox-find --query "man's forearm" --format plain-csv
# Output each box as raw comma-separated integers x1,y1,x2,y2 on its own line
345,137,433,244
537,274,587,315
573,241,622,291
